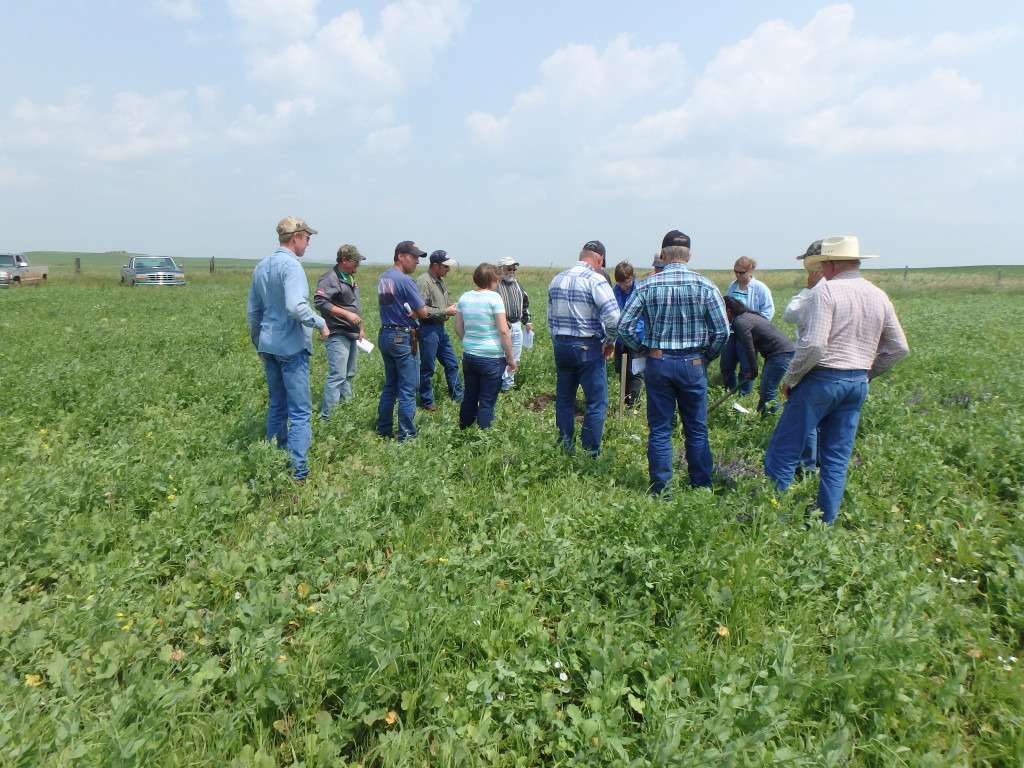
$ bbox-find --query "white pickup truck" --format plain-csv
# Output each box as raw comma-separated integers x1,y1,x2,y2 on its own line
0,253,49,287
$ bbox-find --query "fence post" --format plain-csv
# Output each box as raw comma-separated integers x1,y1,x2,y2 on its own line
997,269,1002,284
75,258,81,274
903,265,908,280
209,256,215,274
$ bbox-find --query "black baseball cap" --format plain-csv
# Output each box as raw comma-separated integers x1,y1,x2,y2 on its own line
395,240,427,257
661,230,691,249
582,240,606,257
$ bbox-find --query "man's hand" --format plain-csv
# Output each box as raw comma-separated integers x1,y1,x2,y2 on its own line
525,323,534,331
806,270,823,290
601,343,615,360
782,383,791,399
505,360,518,372
319,326,330,341
445,304,457,317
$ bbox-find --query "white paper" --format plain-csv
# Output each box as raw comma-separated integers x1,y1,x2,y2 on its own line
522,329,534,349
732,402,751,414
631,356,647,375
356,338,375,353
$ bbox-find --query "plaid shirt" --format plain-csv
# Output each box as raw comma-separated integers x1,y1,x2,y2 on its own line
785,271,909,387
618,262,729,357
547,262,620,342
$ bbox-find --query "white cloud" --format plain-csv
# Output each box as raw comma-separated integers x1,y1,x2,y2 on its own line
688,5,910,125
7,88,207,161
467,34,686,144
599,107,693,159
154,0,201,21
0,164,47,188
227,0,319,39
231,0,467,102
790,67,1014,157
587,4,1023,191
465,111,508,143
361,124,413,160
925,27,1017,57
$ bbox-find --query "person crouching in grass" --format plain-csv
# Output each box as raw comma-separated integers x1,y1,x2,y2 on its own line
722,295,794,415
453,264,517,429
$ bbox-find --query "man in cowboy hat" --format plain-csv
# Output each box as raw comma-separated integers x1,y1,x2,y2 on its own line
764,236,909,525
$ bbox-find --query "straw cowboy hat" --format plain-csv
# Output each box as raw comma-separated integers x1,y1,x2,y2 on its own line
800,236,878,270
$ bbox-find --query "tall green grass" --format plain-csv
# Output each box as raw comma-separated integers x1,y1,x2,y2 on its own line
1,266,1021,766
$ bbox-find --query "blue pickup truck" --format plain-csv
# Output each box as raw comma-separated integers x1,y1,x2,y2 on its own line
0,253,49,287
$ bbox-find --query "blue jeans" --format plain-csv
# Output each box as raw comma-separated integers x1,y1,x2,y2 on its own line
376,329,419,440
321,335,358,418
720,335,754,395
501,322,523,390
757,351,793,414
764,368,869,524
262,350,313,479
418,324,463,406
553,336,608,455
645,350,712,495
460,353,505,429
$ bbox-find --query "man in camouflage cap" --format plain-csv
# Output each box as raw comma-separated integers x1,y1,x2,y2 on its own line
246,216,329,481
315,244,366,417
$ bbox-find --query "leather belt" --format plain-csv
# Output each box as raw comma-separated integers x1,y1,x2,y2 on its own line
382,325,414,332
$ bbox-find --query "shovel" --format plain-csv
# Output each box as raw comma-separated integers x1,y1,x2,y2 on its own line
708,385,743,413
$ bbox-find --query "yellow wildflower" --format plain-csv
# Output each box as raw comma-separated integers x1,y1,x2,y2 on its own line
24,674,42,687
717,624,730,637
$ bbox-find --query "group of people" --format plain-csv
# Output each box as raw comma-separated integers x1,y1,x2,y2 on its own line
245,219,535,476
247,217,909,525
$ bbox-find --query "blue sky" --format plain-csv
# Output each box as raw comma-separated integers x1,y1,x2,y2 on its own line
3,1,1022,268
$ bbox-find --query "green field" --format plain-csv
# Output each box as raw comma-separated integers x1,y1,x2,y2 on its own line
1,262,1022,767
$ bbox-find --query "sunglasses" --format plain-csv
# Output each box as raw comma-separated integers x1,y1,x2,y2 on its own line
734,270,748,275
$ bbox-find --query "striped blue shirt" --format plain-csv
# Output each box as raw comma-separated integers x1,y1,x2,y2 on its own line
546,262,620,342
618,262,729,357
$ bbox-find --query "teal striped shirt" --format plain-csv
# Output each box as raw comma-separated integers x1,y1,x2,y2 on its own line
456,290,506,358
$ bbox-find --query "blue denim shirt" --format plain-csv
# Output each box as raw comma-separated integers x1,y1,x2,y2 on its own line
246,247,326,356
